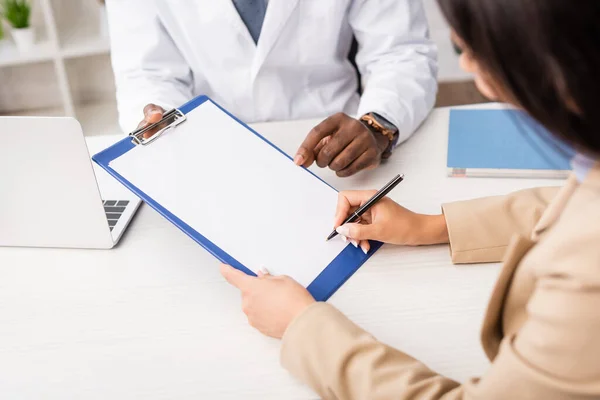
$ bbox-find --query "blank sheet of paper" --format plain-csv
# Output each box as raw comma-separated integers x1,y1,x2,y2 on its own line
110,101,347,288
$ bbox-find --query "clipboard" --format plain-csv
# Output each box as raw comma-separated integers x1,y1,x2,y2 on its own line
93,96,382,301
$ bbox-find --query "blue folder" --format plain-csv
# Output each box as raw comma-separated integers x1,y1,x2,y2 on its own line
93,95,382,301
447,109,574,178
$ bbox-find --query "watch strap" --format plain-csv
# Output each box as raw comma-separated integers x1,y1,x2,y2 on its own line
360,113,399,158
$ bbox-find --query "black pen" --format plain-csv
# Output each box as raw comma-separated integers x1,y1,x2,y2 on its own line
326,174,405,241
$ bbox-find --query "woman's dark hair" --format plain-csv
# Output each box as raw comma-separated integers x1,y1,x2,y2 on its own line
437,0,600,156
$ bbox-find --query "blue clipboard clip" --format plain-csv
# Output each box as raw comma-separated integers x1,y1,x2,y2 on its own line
129,108,187,146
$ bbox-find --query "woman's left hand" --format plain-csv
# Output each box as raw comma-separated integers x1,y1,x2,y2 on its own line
220,264,316,339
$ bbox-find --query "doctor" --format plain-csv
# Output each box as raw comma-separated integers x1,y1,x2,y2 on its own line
106,0,437,177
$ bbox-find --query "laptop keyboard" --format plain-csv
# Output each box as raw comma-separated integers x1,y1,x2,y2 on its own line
102,200,130,231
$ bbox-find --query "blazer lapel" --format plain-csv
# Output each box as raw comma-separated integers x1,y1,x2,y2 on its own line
480,172,583,360
480,235,536,360
250,0,300,81
532,175,578,239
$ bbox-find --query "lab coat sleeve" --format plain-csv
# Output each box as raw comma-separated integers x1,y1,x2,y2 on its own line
106,0,194,133
350,0,438,144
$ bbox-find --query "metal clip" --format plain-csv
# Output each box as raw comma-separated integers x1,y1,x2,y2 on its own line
128,108,187,146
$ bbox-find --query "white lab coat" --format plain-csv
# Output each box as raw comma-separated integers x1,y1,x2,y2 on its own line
106,0,437,144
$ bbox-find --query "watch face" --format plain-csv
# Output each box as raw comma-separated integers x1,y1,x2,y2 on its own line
371,113,397,133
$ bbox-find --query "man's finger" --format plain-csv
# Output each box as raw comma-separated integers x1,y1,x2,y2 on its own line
328,137,369,172
336,148,380,177
143,104,164,123
318,118,370,170
294,114,342,167
313,136,331,155
220,264,254,289
315,128,355,169
138,104,165,137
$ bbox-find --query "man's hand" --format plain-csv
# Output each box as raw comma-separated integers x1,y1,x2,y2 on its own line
294,113,390,177
137,104,166,138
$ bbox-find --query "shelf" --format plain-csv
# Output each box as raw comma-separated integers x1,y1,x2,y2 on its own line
0,1,115,120
61,35,110,58
0,40,56,68
0,105,65,118
60,26,110,58
0,101,122,137
0,30,110,68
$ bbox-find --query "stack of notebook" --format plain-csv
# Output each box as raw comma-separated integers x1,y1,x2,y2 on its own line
447,109,574,178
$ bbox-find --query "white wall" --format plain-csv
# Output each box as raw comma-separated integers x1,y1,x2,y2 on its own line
422,0,470,81
65,55,116,105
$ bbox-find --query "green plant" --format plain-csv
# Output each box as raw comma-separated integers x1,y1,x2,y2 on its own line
0,20,4,41
1,0,31,29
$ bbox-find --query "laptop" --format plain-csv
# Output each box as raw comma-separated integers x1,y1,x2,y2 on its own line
0,117,141,249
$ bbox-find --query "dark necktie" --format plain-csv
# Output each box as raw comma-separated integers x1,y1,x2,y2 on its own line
231,0,267,44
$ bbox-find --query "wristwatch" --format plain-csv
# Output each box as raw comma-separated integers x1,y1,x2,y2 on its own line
360,112,399,159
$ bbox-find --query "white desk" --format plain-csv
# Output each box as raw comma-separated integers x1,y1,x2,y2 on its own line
0,106,562,399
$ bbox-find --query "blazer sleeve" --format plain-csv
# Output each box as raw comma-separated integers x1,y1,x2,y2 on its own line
282,272,600,400
281,303,464,400
441,187,559,264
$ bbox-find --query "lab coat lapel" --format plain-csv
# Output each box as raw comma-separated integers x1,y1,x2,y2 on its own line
196,0,256,51
251,0,300,81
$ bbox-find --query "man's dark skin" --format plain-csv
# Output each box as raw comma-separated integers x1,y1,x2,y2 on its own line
138,104,390,177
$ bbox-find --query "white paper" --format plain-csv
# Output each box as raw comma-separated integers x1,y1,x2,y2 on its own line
111,101,347,288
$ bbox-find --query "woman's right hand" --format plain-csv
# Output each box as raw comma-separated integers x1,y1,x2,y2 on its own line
333,191,449,253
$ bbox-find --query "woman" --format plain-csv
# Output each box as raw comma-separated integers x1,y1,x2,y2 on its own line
220,0,600,398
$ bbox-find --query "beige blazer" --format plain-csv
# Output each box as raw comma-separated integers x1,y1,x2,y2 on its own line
280,165,600,399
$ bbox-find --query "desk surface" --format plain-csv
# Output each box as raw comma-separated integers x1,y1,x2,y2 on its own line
0,105,562,399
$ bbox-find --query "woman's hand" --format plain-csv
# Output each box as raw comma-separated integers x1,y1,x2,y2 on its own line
220,264,315,339
334,191,449,253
